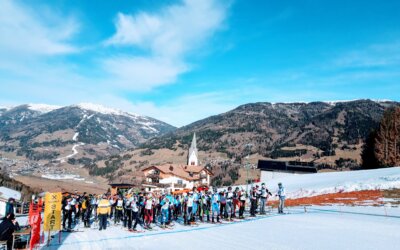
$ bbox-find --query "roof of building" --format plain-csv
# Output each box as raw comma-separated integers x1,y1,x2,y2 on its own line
108,183,135,187
257,160,317,173
142,164,213,181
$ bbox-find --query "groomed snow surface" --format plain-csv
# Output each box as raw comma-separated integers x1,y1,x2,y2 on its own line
39,167,400,250
43,206,400,250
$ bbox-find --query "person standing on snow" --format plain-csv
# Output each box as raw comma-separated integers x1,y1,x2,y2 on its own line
97,194,111,231
186,192,194,224
232,187,240,218
259,183,272,215
277,183,286,214
62,196,73,230
238,188,246,219
211,188,220,223
160,196,170,228
123,194,133,229
219,190,227,219
131,194,142,231
182,193,188,225
226,187,234,220
250,186,258,217
82,195,91,228
192,189,199,222
144,193,153,229
114,196,124,225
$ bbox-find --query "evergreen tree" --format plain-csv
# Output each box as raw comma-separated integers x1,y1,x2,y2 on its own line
374,107,400,167
361,130,379,169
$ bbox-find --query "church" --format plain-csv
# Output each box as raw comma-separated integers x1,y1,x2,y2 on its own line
142,133,213,192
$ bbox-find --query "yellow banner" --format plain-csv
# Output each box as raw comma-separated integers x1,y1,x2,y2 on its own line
43,192,62,231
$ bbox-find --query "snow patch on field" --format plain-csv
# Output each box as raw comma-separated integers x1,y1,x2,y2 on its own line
57,143,85,163
41,174,85,181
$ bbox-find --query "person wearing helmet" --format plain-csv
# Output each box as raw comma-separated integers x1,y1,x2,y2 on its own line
277,183,286,214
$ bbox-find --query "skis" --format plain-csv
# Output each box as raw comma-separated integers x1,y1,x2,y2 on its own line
127,229,146,233
61,229,84,233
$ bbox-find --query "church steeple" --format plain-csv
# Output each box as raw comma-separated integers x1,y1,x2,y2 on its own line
188,133,198,166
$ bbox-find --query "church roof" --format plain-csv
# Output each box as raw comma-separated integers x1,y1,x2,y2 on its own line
189,132,198,159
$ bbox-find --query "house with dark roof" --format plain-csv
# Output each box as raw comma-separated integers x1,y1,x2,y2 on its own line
142,133,213,191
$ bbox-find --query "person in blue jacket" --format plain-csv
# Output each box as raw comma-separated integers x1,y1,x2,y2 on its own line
192,189,199,222
211,188,220,223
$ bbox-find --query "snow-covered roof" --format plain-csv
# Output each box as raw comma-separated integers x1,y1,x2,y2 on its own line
0,186,22,201
28,104,61,113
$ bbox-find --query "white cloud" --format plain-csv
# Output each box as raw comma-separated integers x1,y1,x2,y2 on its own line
104,0,229,90
102,56,187,90
332,42,400,69
0,0,79,57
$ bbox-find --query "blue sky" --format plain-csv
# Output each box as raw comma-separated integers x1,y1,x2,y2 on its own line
0,0,399,127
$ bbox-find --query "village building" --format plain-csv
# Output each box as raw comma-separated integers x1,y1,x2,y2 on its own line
142,133,213,192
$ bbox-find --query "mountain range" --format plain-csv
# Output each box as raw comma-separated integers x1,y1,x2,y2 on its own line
0,103,175,163
1,99,398,188
87,99,399,186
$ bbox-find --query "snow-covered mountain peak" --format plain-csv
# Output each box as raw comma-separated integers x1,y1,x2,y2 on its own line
28,104,62,113
75,103,139,117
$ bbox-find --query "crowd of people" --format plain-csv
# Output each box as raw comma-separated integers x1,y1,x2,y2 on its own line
61,182,286,232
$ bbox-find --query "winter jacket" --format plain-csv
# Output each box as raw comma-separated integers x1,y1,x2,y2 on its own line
97,199,111,215
4,203,14,216
0,218,20,242
277,186,286,198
